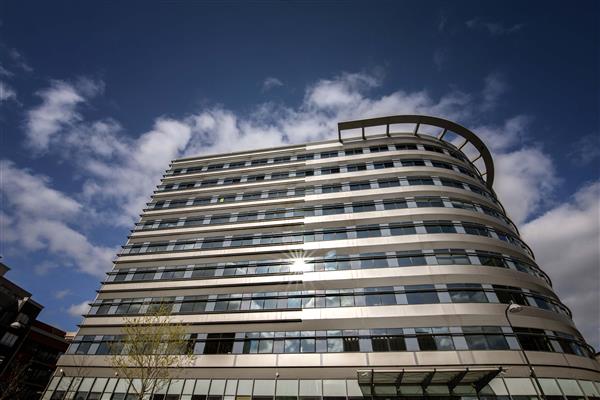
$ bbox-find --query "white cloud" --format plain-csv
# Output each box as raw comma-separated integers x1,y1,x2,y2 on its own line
433,48,448,71
25,78,104,152
54,289,71,299
469,116,560,225
493,148,559,225
16,69,598,349
473,115,531,152
481,73,507,111
305,72,381,110
568,133,600,166
437,14,447,32
262,77,284,91
0,64,13,77
80,118,192,226
522,181,600,349
9,48,33,73
466,17,524,36
0,81,17,102
26,71,550,230
0,160,115,277
33,71,481,227
0,160,81,218
67,300,91,317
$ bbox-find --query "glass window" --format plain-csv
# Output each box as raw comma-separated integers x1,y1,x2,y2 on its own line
320,151,338,158
246,175,265,182
345,148,363,156
327,338,343,352
406,285,440,304
448,284,488,303
258,340,274,353
463,223,490,237
369,145,388,153
389,335,406,351
514,328,552,352
343,337,360,352
395,143,418,150
284,339,300,353
371,334,389,352
321,205,345,215
322,229,348,241
274,156,291,164
407,177,434,185
320,167,340,175
373,161,394,169
383,199,408,210
401,159,425,167
389,224,416,235
415,330,437,351
356,225,381,238
352,202,376,212
321,184,342,193
223,177,241,185
300,339,316,353
494,286,528,305
271,171,289,180
415,197,445,208
347,163,367,172
424,222,456,234
396,252,427,266
349,182,371,191
296,153,314,161
435,251,470,265
296,170,314,177
377,178,400,188
365,289,396,306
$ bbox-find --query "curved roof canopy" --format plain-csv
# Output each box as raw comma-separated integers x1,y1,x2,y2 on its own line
337,115,495,189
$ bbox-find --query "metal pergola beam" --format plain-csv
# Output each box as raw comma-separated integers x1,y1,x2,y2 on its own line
337,115,496,189
421,370,436,392
448,368,469,392
413,122,421,136
473,368,503,392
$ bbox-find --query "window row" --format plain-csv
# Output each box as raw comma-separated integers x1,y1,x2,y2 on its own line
67,326,592,359
148,175,499,211
45,375,600,400
89,284,570,318
107,249,549,285
168,142,469,176
121,221,531,257
138,196,513,232
157,158,481,193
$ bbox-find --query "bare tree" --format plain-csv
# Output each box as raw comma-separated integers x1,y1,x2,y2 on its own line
0,357,30,400
109,304,194,400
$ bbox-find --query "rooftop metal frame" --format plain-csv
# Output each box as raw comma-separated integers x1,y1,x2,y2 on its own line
337,115,495,190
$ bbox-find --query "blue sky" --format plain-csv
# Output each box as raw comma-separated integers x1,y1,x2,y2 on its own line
1,1,598,347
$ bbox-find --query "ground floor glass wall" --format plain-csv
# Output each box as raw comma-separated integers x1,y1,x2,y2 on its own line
43,376,600,400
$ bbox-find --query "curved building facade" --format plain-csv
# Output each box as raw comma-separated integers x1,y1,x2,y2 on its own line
44,116,600,400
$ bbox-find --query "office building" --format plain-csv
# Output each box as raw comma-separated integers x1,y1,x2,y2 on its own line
0,262,68,399
45,115,600,399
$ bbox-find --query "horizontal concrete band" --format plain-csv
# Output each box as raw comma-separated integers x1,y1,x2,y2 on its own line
97,264,553,298
56,351,600,380
115,233,534,265
141,182,503,221
151,165,487,200
129,207,517,243
78,303,576,337
169,133,463,167
162,149,475,184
